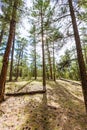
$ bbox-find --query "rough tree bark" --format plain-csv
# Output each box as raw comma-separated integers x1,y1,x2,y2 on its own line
68,0,87,112
0,0,18,102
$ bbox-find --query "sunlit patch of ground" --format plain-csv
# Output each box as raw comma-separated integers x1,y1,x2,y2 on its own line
0,80,87,130
5,81,31,93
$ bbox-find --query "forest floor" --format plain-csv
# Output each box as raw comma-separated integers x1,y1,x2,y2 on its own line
0,79,87,130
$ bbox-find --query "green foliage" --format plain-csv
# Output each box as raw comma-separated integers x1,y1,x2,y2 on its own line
1,0,86,82
79,0,87,8
58,49,80,80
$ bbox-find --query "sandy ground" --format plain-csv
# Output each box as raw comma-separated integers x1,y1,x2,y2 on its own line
0,80,87,130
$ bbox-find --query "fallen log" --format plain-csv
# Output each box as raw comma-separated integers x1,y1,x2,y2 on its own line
6,90,46,96
60,78,81,86
16,80,33,92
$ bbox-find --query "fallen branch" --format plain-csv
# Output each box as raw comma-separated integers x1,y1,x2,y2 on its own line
6,90,46,96
16,80,33,92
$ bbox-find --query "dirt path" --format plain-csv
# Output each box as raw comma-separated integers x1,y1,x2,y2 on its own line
0,80,87,130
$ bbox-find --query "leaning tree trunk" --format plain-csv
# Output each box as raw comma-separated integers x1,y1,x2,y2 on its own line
68,0,87,112
0,1,18,102
41,5,46,91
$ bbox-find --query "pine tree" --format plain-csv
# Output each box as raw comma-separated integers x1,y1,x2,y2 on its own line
68,0,87,112
0,0,23,101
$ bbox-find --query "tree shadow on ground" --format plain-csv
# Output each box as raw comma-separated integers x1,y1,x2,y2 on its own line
20,93,60,130
47,81,87,130
6,80,87,130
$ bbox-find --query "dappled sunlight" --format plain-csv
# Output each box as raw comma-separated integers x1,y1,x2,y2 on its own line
0,80,87,129
20,93,63,130
47,80,87,129
58,80,83,101
5,81,30,93
0,96,28,130
0,0,87,129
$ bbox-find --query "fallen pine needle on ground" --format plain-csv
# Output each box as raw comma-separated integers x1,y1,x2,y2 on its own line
0,80,87,130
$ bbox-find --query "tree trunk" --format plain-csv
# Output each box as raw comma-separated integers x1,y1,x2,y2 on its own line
9,30,15,81
53,42,56,81
20,60,23,78
41,3,46,91
34,25,37,80
0,28,4,46
32,1,37,80
34,45,37,80
15,63,19,81
15,52,21,81
84,43,87,64
68,0,87,112
46,39,53,79
46,66,49,79
0,1,18,102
